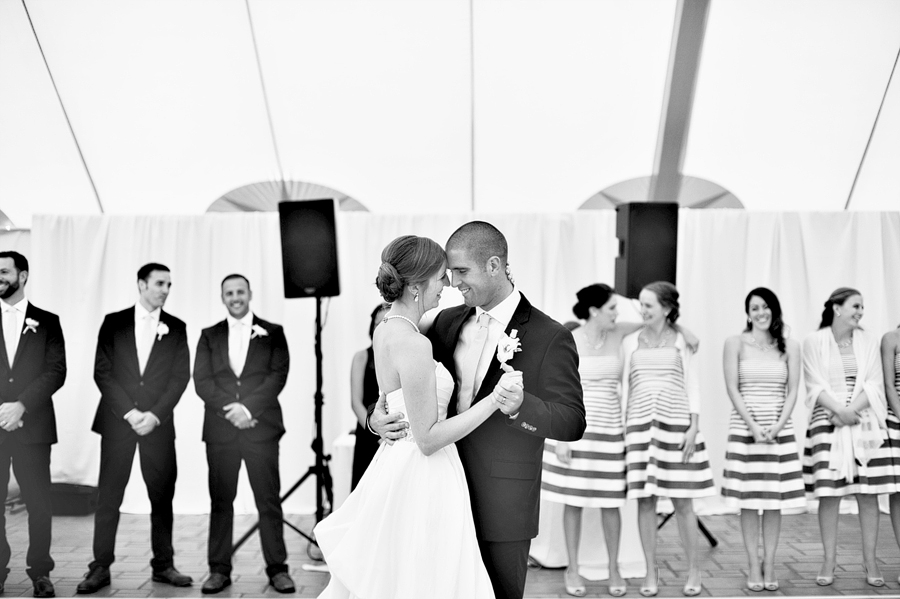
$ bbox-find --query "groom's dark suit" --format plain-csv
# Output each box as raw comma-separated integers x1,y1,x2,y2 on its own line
90,306,190,571
193,315,290,577
0,303,66,582
429,293,585,599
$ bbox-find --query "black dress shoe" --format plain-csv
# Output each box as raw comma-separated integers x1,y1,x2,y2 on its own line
152,566,193,587
76,566,110,594
269,572,295,594
32,576,55,598
201,573,232,595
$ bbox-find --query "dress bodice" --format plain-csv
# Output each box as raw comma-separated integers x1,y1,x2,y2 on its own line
384,361,454,444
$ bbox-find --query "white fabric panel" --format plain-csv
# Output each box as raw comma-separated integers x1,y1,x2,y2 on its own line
250,0,473,213
678,210,900,514
18,0,277,218
0,2,98,227
686,0,900,210
474,0,675,211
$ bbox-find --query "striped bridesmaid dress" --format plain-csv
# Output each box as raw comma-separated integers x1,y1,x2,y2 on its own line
624,347,715,498
542,355,626,507
720,359,805,510
803,353,896,496
888,353,900,483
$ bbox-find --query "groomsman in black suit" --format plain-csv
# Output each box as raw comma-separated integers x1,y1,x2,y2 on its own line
77,263,192,594
372,222,585,599
193,274,294,594
0,251,66,599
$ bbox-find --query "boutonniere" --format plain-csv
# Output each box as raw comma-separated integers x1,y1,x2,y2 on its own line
251,324,268,340
497,329,522,363
156,322,169,341
23,318,39,335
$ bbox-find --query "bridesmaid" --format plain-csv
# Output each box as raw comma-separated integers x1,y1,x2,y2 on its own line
880,325,900,584
720,288,805,592
802,287,892,587
622,281,715,597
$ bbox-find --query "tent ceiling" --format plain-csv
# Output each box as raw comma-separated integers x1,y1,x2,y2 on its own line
1,0,899,228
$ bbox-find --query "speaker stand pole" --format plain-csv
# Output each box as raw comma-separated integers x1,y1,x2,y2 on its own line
232,296,333,556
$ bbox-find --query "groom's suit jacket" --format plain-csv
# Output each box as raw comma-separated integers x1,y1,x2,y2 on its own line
0,303,66,446
429,293,585,542
92,306,190,439
193,316,289,444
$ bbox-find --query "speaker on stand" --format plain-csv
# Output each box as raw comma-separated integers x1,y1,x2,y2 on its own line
231,198,339,560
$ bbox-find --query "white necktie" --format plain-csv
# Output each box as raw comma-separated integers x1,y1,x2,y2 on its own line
3,307,18,368
457,312,490,412
137,314,155,375
229,321,247,376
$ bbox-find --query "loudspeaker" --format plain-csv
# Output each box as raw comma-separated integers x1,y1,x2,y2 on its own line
279,199,340,298
614,202,678,298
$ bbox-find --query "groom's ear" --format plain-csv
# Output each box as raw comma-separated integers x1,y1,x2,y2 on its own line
486,255,502,275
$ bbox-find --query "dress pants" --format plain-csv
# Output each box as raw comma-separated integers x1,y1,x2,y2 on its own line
90,429,177,571
478,538,531,599
206,438,287,577
0,440,53,581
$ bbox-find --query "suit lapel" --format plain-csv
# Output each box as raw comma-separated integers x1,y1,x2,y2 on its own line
446,306,475,381
473,295,531,403
11,304,35,370
215,320,231,372
245,317,262,368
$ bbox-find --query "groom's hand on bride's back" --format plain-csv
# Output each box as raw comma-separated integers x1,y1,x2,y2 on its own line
368,392,409,445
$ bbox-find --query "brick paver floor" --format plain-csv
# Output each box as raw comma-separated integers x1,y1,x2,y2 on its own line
1,509,898,597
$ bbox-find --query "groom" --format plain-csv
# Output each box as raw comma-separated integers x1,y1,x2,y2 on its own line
371,221,585,599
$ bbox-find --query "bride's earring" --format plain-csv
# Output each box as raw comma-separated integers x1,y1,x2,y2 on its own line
414,290,419,303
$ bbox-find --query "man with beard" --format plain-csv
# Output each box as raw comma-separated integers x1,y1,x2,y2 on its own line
193,274,294,594
0,251,66,598
77,263,191,594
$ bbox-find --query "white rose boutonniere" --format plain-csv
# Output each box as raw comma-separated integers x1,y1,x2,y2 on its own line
251,324,268,340
496,329,522,364
23,318,39,335
156,322,169,341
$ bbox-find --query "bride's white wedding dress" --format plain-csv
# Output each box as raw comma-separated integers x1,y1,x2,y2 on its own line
315,362,494,599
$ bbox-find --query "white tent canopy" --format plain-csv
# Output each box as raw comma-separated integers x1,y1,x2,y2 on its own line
2,0,900,227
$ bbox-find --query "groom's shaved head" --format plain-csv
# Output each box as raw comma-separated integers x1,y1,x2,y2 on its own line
446,221,508,267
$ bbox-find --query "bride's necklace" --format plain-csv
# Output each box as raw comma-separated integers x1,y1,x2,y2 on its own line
745,332,777,352
640,326,672,348
383,314,420,334
585,329,608,350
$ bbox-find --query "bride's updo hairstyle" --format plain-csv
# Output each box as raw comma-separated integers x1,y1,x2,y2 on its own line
376,235,447,303
572,283,614,320
643,281,680,324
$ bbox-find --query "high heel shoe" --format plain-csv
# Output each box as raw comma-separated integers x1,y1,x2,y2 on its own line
639,565,659,597
682,570,702,597
815,564,834,586
747,565,763,592
564,569,586,597
863,564,885,587
608,575,627,597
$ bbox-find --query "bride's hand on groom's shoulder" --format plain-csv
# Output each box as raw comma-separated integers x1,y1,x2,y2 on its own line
369,392,409,445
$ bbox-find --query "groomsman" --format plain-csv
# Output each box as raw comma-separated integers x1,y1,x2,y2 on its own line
193,274,294,594
0,252,66,599
77,263,192,594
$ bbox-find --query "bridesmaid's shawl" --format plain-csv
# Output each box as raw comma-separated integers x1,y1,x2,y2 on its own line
802,328,886,480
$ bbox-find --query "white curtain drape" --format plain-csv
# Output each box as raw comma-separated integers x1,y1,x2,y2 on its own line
18,210,900,514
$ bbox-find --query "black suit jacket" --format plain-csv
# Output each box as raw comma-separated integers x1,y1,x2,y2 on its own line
0,303,66,445
193,316,289,443
428,293,585,542
92,306,190,439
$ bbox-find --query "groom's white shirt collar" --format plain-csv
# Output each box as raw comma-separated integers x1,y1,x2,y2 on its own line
477,288,520,329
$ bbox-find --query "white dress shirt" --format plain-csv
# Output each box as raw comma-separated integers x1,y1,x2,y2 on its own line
226,311,254,420
454,289,521,411
1,297,28,368
128,303,161,425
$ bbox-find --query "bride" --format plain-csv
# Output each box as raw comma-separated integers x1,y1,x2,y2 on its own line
314,235,502,599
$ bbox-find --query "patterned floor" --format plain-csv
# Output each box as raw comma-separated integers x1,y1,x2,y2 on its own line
1,508,899,597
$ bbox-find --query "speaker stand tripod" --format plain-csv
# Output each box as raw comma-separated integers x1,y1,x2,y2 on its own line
232,296,334,557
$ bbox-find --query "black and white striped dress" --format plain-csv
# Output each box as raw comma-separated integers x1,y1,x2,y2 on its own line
888,353,900,484
803,353,895,496
624,347,715,499
720,359,805,510
542,355,626,508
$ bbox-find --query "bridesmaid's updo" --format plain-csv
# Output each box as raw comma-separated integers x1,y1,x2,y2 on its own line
375,235,447,303
572,283,614,320
819,287,861,329
643,281,680,323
